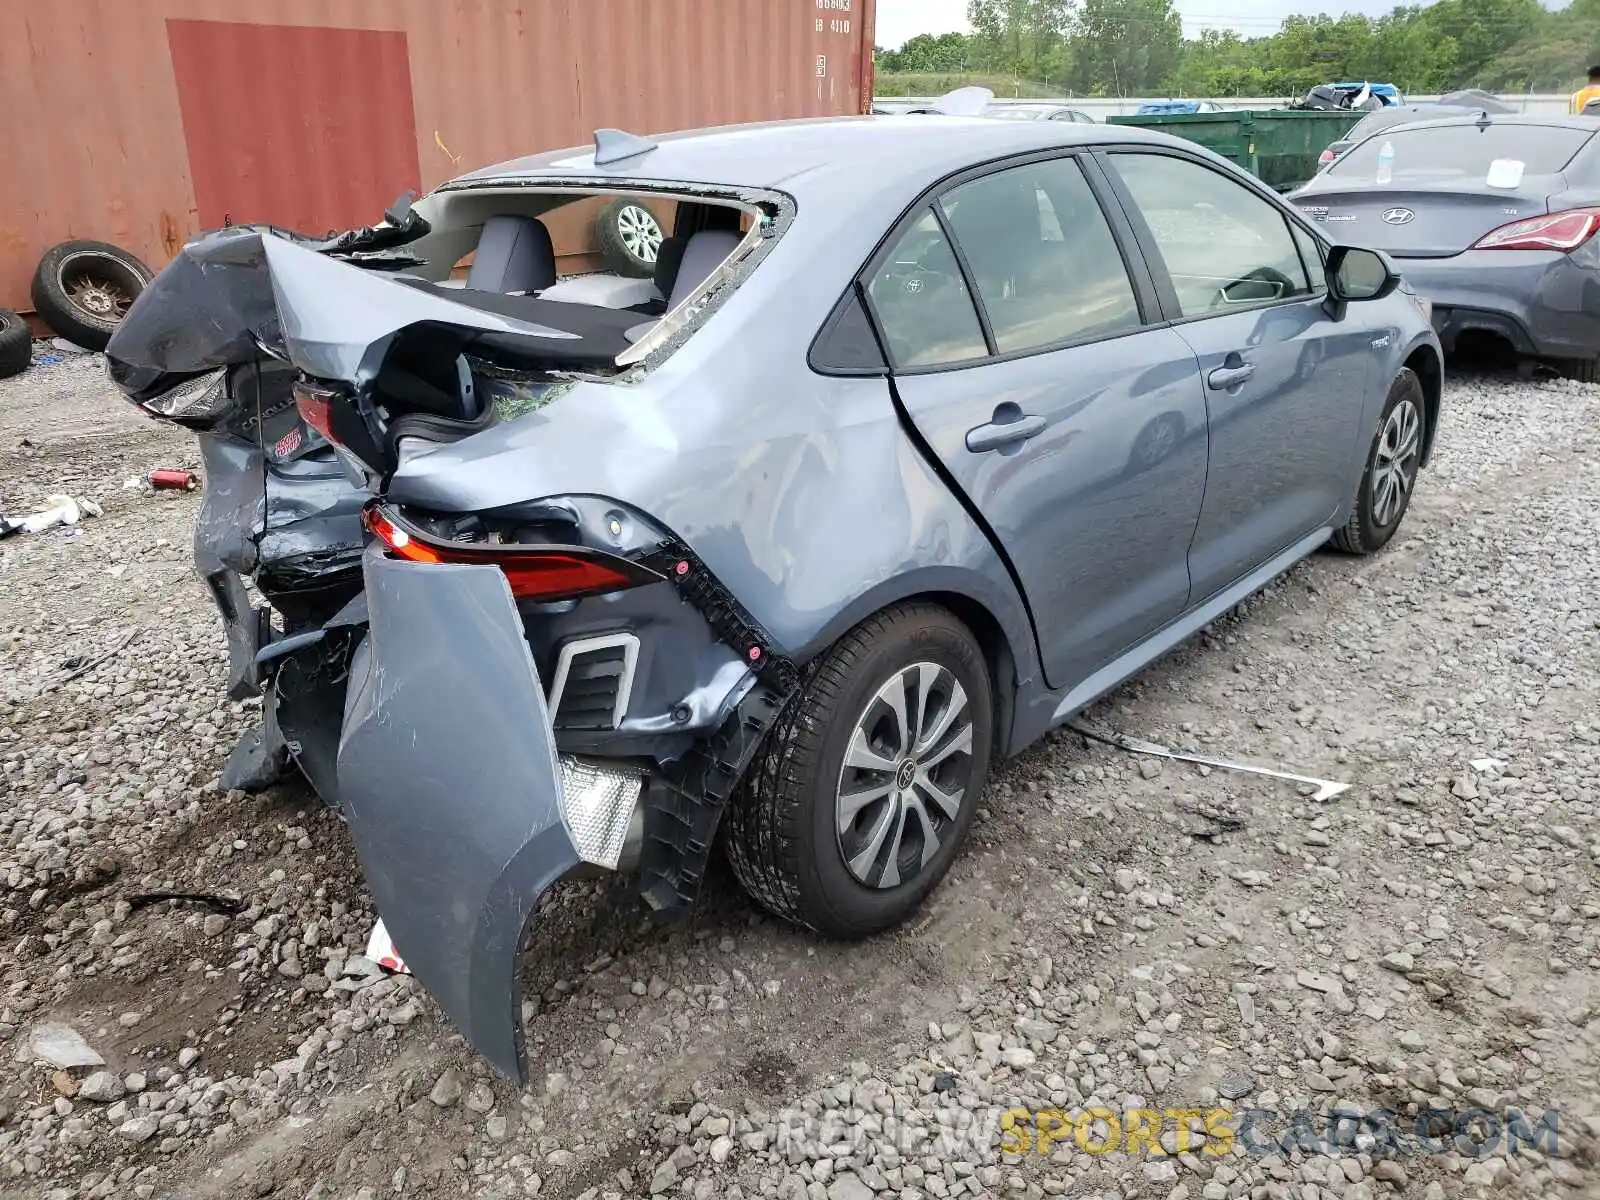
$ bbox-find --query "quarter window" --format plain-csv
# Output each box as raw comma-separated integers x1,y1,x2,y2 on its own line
1110,153,1313,317
939,157,1142,354
866,209,988,369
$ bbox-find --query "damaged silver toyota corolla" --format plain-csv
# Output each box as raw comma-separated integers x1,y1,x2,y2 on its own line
106,116,1443,1082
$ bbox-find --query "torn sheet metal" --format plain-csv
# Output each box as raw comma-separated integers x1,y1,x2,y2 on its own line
258,235,579,385
1070,721,1352,801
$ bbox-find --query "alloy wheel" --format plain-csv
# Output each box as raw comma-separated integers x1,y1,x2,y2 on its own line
835,662,974,889
1371,398,1422,528
616,205,663,265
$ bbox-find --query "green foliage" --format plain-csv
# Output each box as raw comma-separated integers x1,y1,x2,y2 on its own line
874,0,1600,99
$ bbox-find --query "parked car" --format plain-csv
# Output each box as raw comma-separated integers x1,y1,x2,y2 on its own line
1293,113,1600,378
981,102,1095,124
1136,100,1225,115
108,113,1442,1083
1316,104,1480,171
1316,93,1519,171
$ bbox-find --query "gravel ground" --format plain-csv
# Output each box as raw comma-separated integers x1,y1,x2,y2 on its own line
1,352,1597,1200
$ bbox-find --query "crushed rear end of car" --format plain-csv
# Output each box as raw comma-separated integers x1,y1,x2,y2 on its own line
107,172,803,1082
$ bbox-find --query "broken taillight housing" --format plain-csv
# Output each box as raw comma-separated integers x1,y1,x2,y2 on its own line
362,504,664,602
141,368,229,423
293,379,340,443
1473,207,1600,252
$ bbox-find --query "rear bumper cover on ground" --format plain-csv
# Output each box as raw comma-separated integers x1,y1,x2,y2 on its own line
336,547,582,1083
1398,249,1600,359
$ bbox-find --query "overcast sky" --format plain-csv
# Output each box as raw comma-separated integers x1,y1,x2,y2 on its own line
874,1,1443,48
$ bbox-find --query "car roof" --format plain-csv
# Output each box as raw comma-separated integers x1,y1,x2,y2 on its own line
444,115,1169,202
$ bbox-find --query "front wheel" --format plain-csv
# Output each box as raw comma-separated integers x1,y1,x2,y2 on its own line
724,604,994,938
1331,367,1426,555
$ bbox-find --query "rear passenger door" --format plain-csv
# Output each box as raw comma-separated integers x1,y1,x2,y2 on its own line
867,154,1209,691
1100,150,1371,601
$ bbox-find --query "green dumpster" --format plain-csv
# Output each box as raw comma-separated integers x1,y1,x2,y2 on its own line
1106,109,1366,192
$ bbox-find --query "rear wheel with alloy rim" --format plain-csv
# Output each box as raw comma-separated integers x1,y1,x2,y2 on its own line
1331,367,1426,555
724,603,994,938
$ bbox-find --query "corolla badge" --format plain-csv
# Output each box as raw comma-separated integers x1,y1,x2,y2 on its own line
1382,207,1416,225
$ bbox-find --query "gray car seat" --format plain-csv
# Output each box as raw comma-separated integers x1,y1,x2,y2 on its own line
666,230,742,309
625,229,743,342
466,215,557,293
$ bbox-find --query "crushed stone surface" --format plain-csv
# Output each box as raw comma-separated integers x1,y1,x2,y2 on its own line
1,354,1597,1199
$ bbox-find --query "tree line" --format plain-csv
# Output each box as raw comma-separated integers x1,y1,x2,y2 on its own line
874,0,1600,98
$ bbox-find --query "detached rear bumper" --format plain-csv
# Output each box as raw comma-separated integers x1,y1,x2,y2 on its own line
1397,250,1600,359
336,547,637,1082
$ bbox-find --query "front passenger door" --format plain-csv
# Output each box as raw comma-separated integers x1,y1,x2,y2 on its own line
1103,151,1373,602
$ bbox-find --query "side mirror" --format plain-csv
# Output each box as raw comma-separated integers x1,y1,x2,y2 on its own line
1325,245,1400,303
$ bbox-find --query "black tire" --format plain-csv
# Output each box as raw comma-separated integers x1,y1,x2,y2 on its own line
0,309,30,380
30,239,154,352
1331,367,1426,555
594,200,664,278
724,603,994,939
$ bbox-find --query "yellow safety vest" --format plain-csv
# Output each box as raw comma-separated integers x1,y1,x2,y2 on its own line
1570,84,1600,113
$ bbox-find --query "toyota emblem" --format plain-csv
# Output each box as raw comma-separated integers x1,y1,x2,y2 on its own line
1382,207,1415,225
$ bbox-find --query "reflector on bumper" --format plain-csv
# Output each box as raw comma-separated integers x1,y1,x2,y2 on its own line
559,759,643,870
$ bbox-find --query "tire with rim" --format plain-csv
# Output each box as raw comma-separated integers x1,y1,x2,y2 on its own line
724,603,994,938
30,239,153,352
1331,367,1426,555
595,200,664,278
0,309,30,380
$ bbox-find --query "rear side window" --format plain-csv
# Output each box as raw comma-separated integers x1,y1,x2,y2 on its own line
1110,152,1312,317
867,210,988,369
940,158,1142,354
1329,123,1591,181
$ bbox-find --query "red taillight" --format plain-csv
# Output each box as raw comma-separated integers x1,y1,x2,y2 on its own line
362,505,662,602
1473,207,1600,252
293,380,340,443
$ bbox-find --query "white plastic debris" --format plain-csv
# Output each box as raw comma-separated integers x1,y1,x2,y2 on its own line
0,495,103,538
365,916,411,975
26,1022,105,1070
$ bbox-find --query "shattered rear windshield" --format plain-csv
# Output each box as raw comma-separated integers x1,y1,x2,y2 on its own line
1330,123,1593,180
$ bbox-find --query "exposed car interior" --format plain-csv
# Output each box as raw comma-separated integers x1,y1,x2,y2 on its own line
351,190,761,466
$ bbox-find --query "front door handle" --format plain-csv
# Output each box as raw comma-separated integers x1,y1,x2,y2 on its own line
966,407,1047,453
1207,356,1256,391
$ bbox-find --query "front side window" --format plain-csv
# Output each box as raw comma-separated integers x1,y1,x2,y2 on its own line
1110,152,1313,317
866,209,988,369
939,157,1142,354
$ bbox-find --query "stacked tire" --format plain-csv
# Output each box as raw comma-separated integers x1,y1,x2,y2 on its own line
0,308,30,380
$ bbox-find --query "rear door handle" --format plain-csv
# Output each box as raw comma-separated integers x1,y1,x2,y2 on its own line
1207,359,1256,391
966,410,1047,453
